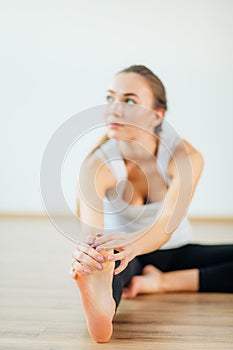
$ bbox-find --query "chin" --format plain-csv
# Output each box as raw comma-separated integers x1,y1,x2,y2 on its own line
107,130,122,139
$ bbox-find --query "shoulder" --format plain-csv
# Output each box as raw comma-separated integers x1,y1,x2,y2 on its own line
167,139,204,179
81,151,117,196
172,139,204,159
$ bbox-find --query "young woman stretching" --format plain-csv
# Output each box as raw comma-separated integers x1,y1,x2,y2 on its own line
70,65,233,343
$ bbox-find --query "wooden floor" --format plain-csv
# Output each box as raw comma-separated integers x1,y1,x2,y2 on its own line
0,218,233,349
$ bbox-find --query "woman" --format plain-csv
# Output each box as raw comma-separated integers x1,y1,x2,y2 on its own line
70,65,233,343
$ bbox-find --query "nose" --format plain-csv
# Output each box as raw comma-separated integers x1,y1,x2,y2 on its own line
106,102,125,118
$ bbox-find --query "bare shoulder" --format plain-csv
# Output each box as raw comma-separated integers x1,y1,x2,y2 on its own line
168,138,204,159
80,151,117,197
173,139,203,156
167,139,204,178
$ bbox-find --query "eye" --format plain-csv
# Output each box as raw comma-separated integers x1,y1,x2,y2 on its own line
125,98,136,105
106,95,113,103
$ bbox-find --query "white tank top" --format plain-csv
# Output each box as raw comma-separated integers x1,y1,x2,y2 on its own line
94,122,193,250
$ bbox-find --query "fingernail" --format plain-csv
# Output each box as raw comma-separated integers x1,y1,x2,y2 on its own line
95,263,102,270
96,246,102,252
87,237,94,244
97,256,105,262
108,255,115,261
71,271,76,278
84,268,91,274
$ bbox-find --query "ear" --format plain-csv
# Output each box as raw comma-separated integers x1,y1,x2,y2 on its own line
151,108,165,127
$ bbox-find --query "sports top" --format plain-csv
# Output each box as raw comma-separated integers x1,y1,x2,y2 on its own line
94,122,193,249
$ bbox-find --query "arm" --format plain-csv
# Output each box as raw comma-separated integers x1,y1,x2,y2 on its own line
71,153,117,277
131,139,205,255
93,139,204,272
76,152,117,239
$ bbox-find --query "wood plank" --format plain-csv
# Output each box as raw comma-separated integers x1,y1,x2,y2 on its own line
0,218,232,349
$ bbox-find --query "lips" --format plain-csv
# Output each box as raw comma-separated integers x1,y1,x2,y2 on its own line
108,120,124,126
108,123,124,128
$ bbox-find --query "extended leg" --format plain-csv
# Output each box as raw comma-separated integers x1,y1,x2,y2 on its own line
74,253,116,343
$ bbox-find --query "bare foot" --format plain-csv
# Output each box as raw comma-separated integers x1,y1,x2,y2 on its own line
122,265,164,299
74,253,116,343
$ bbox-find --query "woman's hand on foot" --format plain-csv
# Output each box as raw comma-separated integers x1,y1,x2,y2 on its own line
90,232,138,275
70,238,106,278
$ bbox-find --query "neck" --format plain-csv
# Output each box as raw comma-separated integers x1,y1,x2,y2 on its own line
118,134,159,164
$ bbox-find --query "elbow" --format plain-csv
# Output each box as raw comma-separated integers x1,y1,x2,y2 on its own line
197,151,205,174
192,150,205,176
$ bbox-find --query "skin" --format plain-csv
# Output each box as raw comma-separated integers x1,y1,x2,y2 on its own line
103,72,165,162
71,72,204,343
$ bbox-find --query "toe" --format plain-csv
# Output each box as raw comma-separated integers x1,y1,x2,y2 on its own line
122,288,130,299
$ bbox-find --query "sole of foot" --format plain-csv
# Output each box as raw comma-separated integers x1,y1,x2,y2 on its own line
75,256,116,343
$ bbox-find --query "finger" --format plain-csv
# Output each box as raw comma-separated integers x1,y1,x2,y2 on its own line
91,235,112,248
96,233,104,238
84,233,104,247
114,260,129,275
73,244,105,263
96,240,128,250
85,235,95,245
107,251,126,262
72,251,103,271
72,260,93,276
92,233,127,248
69,267,77,279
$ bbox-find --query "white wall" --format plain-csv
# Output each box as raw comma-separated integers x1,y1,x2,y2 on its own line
1,0,233,217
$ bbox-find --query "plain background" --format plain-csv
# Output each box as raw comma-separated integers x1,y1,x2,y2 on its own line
1,0,233,217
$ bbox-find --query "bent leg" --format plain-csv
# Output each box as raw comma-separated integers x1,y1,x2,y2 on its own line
161,261,233,293
199,261,233,292
138,243,233,271
125,244,233,296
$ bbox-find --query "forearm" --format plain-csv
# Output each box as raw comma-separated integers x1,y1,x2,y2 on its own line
131,177,194,256
131,150,204,257
131,175,188,256
131,215,173,256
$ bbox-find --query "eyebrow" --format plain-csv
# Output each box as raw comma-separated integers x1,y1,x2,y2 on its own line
107,89,139,98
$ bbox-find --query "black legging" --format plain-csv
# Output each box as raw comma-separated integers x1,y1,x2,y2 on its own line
112,243,233,309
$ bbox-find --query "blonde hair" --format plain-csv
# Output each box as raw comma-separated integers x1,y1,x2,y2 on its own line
88,133,109,156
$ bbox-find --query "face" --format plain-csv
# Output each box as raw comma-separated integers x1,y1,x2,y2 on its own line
104,72,163,140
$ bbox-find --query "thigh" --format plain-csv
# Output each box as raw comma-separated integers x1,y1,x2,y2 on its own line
138,243,233,272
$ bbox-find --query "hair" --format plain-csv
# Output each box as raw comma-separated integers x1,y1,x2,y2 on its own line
76,65,167,217
121,65,167,111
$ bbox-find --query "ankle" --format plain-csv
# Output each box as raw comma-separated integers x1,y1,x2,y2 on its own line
160,272,171,293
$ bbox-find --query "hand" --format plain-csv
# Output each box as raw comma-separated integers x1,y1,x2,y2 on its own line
91,232,139,275
70,236,106,279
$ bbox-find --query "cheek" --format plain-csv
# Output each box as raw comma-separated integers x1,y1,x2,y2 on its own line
122,123,146,138
125,110,154,130
103,105,110,119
